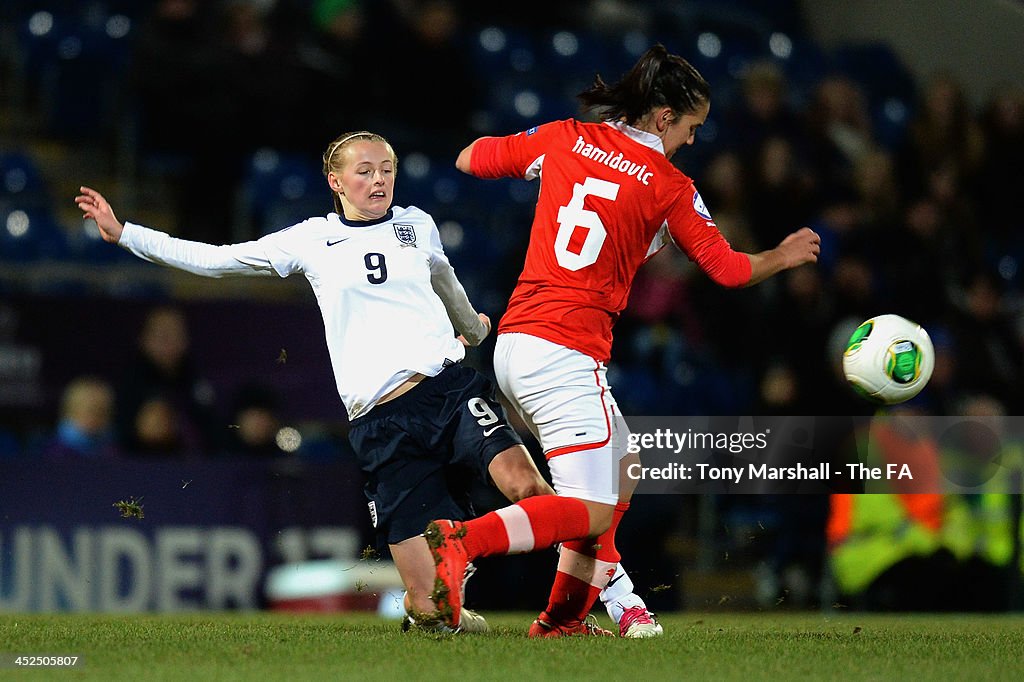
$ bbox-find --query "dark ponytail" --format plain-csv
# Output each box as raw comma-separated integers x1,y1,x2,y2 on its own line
578,44,710,125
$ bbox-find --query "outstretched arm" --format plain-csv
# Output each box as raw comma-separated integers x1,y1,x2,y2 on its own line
455,138,485,174
74,186,280,278
430,265,490,346
744,227,820,287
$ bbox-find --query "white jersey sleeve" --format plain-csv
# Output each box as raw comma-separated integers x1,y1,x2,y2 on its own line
424,217,487,346
119,222,286,278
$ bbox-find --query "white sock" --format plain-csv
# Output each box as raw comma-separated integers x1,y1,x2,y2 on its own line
599,563,647,624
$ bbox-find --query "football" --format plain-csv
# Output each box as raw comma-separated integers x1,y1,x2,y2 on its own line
842,314,934,404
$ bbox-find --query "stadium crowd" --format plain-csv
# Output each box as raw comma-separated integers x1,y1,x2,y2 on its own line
1,0,1023,611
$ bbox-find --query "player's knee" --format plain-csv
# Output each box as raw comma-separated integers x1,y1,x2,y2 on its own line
489,448,555,501
506,478,555,501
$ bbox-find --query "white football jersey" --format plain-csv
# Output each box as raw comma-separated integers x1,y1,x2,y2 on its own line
120,206,481,419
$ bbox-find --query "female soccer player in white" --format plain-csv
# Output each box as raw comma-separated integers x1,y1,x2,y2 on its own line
75,131,558,632
427,45,820,637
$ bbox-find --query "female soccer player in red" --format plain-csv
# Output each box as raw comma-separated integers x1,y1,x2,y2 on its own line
427,45,820,637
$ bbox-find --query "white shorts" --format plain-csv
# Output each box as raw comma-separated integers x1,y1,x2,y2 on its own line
494,332,628,505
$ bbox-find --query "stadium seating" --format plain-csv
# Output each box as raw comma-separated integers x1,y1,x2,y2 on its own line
15,7,133,139
467,25,538,79
239,149,327,238
0,206,68,262
0,150,49,210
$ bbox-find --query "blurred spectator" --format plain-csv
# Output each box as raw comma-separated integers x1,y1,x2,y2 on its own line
132,0,303,242
297,0,368,146
852,148,901,229
804,75,874,198
976,84,1024,252
699,151,751,243
898,73,985,201
38,376,120,461
941,395,1023,611
132,0,238,240
116,307,218,455
756,267,835,413
756,362,801,414
827,417,952,611
125,393,199,458
727,61,803,167
223,383,288,457
921,157,985,282
949,272,1024,410
314,0,364,43
747,136,817,249
219,0,306,151
881,199,958,326
132,0,215,157
364,0,479,152
831,254,877,319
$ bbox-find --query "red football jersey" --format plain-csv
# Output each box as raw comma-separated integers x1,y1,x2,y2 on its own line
470,119,750,362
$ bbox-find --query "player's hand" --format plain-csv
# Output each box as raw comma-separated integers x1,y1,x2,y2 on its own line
457,313,491,347
775,227,820,269
75,186,124,243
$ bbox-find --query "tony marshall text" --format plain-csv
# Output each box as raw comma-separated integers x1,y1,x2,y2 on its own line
627,462,914,482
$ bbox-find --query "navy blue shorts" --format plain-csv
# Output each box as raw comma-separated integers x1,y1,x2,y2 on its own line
347,363,523,545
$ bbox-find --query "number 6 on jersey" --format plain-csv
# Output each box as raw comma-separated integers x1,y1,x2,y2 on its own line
554,177,619,271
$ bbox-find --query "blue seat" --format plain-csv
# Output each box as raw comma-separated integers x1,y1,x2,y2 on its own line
0,151,49,208
240,149,327,237
17,9,133,138
485,75,575,133
66,216,137,264
535,29,615,91
396,154,486,218
393,151,436,210
0,206,69,262
832,42,915,104
774,37,832,109
468,26,538,79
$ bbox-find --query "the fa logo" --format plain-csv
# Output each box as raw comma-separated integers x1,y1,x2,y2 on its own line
393,223,416,246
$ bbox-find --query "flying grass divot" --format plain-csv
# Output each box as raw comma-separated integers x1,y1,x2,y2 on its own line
113,497,145,519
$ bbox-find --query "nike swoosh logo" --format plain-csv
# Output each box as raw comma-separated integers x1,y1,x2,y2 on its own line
606,573,624,588
483,424,503,437
326,238,348,246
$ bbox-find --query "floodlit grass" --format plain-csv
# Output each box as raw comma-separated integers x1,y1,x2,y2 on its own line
1,611,1023,680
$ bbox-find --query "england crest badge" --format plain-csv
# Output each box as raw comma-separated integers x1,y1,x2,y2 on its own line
393,223,417,246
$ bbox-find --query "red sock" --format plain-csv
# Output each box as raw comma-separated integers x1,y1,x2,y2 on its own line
461,495,590,559
544,501,629,624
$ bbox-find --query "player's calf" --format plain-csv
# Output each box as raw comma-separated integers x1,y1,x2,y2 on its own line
425,520,469,628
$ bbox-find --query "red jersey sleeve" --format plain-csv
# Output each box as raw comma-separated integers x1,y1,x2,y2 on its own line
666,183,751,288
468,121,568,180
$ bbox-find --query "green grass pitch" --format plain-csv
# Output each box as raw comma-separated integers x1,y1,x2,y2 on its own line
2,612,1023,680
